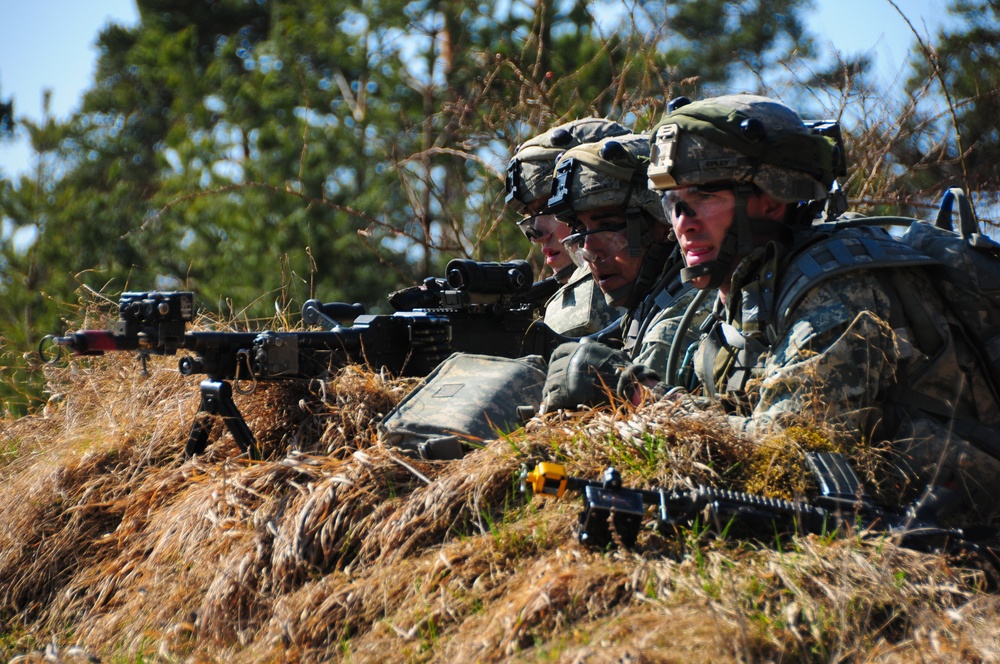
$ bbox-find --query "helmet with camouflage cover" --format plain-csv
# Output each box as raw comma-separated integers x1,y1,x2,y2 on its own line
647,94,838,202
546,133,665,224
546,133,673,308
646,94,842,288
505,118,630,214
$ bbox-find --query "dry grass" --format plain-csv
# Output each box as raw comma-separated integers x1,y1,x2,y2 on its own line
1,4,996,661
0,349,997,663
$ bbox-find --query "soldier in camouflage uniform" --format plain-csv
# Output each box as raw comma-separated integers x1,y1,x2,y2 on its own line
539,133,712,411
644,94,1000,522
506,119,628,336
382,119,631,460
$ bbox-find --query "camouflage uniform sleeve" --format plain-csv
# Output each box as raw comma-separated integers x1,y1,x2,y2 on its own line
632,287,712,379
727,271,899,439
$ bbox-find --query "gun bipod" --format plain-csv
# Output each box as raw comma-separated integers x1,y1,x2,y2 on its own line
185,379,261,460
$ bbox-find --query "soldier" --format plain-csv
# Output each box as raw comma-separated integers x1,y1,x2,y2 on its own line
380,119,632,461
644,93,1000,522
506,118,629,337
538,132,711,411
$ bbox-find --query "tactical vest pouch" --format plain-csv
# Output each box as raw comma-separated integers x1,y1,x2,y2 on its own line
379,352,546,460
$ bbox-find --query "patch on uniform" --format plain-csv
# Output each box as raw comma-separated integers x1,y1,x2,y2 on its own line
703,157,738,169
580,177,620,196
433,383,463,398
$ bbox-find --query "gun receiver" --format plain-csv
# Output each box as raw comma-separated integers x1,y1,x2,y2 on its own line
323,258,567,359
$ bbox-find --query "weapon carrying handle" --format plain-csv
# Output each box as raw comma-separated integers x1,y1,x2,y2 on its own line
301,300,366,330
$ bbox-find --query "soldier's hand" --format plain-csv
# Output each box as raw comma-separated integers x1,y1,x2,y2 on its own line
541,341,632,413
615,363,664,405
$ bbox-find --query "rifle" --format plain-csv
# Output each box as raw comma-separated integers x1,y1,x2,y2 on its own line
520,452,999,566
44,261,567,460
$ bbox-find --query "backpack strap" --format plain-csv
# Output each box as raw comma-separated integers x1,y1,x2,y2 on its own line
774,226,939,337
885,383,1000,461
880,270,945,357
936,187,979,237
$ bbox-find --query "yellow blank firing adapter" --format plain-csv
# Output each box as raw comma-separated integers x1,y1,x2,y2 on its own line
525,462,569,498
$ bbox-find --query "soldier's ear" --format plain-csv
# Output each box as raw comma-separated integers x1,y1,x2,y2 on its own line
749,192,788,222
651,223,672,243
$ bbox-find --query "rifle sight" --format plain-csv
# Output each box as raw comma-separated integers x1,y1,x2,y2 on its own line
445,259,532,295
116,291,194,353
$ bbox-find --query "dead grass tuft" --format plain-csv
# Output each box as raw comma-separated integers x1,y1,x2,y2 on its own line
1,339,999,662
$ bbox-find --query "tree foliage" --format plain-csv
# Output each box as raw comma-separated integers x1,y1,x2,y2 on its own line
892,0,1000,201
0,0,846,413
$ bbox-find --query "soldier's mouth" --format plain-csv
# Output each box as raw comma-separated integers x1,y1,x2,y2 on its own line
596,272,623,289
683,244,715,265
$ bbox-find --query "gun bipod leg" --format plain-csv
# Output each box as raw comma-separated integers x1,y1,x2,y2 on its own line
185,379,261,460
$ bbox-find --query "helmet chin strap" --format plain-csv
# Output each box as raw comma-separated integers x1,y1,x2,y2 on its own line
603,236,671,309
604,281,635,308
602,209,670,309
554,263,576,283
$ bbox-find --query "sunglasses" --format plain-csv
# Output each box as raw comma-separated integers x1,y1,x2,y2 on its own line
517,214,563,241
560,222,629,264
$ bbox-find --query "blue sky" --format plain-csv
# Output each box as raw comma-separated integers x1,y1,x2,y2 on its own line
0,0,954,179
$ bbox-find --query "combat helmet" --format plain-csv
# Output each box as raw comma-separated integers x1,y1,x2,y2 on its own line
505,118,630,215
546,133,672,308
647,94,845,288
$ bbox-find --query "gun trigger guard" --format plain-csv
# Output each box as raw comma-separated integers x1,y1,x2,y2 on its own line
234,350,258,395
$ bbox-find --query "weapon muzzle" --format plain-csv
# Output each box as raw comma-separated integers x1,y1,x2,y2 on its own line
51,331,121,356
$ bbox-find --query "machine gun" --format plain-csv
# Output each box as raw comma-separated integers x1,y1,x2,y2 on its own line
520,452,999,565
305,258,563,356
45,261,568,460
